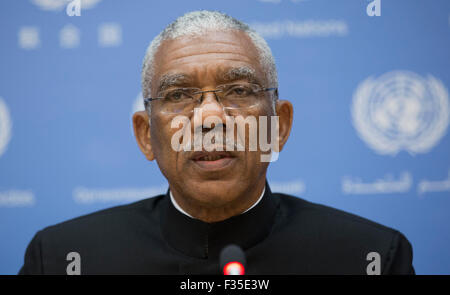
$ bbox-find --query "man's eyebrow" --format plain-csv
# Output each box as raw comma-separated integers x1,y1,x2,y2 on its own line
156,73,192,93
219,66,260,85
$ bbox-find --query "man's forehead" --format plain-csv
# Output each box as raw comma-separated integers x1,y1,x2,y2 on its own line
154,31,262,69
161,66,258,81
159,29,257,54
155,66,261,92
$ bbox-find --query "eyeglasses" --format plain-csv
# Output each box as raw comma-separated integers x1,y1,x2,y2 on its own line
144,83,277,114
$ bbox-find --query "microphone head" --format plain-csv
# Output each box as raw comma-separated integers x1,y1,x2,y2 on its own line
220,244,246,275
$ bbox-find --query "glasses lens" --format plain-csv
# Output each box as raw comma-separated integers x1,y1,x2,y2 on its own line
161,88,197,114
157,84,266,114
220,84,260,109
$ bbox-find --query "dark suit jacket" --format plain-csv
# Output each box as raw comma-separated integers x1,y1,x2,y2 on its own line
19,184,414,274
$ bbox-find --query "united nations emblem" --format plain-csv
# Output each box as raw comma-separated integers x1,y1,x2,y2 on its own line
0,97,12,158
351,71,449,155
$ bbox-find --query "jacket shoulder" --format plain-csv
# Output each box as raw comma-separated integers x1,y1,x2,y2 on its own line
271,193,414,274
43,194,163,234
275,193,397,235
19,195,165,274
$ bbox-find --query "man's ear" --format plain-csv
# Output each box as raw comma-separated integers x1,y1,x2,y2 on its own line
132,111,154,161
275,100,293,152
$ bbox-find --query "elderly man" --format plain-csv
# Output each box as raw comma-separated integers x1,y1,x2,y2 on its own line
19,10,414,275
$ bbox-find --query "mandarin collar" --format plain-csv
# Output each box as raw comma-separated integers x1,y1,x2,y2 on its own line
160,181,279,259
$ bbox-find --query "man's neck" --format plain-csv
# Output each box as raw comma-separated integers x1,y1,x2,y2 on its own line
170,187,265,220
169,179,267,223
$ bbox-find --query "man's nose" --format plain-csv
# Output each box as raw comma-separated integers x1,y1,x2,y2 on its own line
193,91,227,127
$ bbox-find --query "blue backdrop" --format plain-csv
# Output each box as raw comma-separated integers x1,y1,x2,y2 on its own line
1,0,449,274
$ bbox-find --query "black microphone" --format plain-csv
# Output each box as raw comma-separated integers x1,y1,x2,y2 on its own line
219,244,246,275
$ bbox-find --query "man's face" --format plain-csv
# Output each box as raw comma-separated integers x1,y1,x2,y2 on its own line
134,30,292,219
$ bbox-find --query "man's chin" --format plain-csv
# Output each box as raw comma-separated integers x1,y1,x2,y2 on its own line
182,179,243,207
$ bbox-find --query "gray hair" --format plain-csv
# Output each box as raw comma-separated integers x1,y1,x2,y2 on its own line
141,10,278,116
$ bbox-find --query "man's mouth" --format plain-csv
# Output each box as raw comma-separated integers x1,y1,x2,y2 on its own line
190,151,236,170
